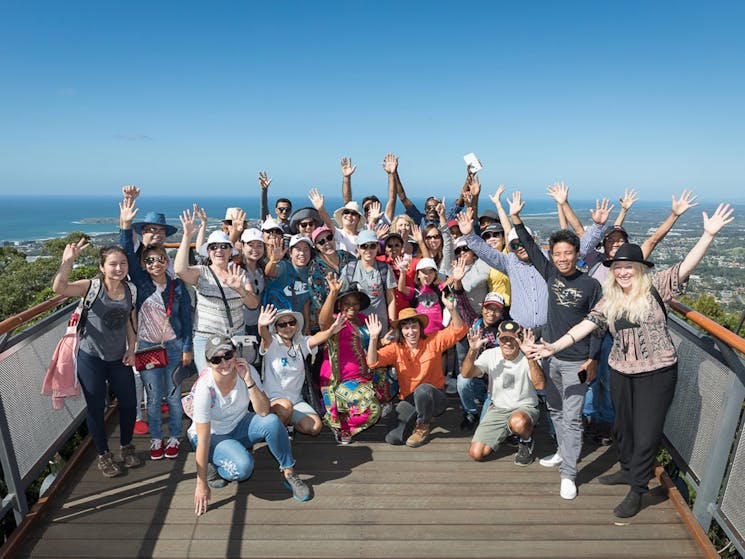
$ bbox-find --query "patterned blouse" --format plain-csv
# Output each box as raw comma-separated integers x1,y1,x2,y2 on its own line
586,263,687,375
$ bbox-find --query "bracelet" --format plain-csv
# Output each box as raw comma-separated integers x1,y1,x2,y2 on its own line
246,383,256,390
567,333,576,345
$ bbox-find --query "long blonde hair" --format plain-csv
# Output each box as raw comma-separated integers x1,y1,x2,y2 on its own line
602,262,652,325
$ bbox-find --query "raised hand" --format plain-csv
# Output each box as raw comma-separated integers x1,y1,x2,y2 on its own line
488,184,506,206
436,198,446,222
394,255,410,273
119,197,139,227
375,223,390,239
329,312,348,335
590,198,614,225
619,188,638,210
508,192,524,217
381,152,398,174
224,263,247,291
340,156,357,177
325,271,343,294
193,203,208,227
519,328,537,356
672,189,698,216
62,238,90,262
456,208,474,235
122,185,140,200
466,324,486,351
469,174,481,198
441,290,457,310
180,209,198,238
546,182,568,204
258,304,278,327
308,188,325,211
366,201,382,223
411,224,424,245
703,203,734,236
451,256,467,281
229,209,246,233
266,240,287,263
258,170,272,190
365,314,383,339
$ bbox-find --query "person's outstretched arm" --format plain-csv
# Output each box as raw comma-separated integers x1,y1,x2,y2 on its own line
258,171,271,221
487,184,512,238
640,189,698,259
382,153,398,221
678,203,734,282
614,188,638,227
174,209,202,286
309,188,336,232
547,182,584,236
340,156,356,203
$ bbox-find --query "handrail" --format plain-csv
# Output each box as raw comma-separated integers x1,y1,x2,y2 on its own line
669,299,745,355
0,295,71,338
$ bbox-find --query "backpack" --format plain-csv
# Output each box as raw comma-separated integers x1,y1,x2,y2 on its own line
343,259,390,290
77,277,137,335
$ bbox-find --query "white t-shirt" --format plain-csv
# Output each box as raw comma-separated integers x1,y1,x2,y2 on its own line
335,227,358,255
260,336,317,404
187,366,261,437
474,348,538,411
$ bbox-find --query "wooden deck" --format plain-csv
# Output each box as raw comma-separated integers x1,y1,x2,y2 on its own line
17,400,702,559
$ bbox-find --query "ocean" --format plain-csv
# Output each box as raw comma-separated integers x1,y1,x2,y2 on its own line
0,194,674,243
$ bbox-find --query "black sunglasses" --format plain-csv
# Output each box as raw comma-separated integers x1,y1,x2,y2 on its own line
360,242,378,250
298,220,315,228
144,255,167,264
342,209,359,216
276,319,297,328
454,247,471,255
276,206,292,213
208,349,235,365
482,232,503,240
316,235,334,246
208,243,232,251
425,234,441,240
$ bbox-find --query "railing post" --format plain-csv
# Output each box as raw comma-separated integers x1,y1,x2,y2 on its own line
691,341,745,529
0,394,28,525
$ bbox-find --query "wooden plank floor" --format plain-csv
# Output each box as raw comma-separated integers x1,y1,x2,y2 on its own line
17,400,702,559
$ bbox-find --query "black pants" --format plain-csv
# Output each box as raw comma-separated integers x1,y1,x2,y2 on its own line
384,384,449,445
610,364,677,493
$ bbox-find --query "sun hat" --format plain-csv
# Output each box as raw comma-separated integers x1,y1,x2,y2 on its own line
311,225,334,244
199,231,238,257
507,226,533,244
261,216,284,232
240,228,264,243
170,361,198,396
289,207,322,234
289,234,313,249
454,237,469,250
483,292,505,308
133,211,178,237
333,201,363,231
269,309,305,337
603,243,654,268
415,257,438,272
391,307,429,329
335,283,371,312
497,320,523,341
223,207,245,222
204,335,236,361
356,229,379,246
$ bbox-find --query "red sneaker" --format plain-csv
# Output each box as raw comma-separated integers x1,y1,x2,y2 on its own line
150,438,164,460
164,437,180,459
134,420,149,435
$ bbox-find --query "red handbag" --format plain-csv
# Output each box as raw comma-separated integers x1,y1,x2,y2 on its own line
134,282,174,372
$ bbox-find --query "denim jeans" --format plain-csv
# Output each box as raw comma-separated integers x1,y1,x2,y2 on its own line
583,333,615,424
77,349,137,455
385,384,449,445
192,333,210,375
189,412,294,481
456,374,488,414
139,338,184,440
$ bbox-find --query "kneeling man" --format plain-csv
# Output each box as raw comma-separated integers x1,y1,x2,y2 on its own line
461,320,545,465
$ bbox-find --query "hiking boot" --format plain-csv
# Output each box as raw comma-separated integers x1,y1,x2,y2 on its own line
120,444,141,468
164,437,180,459
283,472,311,502
460,412,478,431
98,452,122,478
514,438,535,466
614,489,643,518
599,469,630,486
207,463,228,489
150,438,164,461
406,422,431,448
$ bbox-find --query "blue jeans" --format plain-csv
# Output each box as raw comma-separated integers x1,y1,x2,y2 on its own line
192,333,210,375
77,349,137,455
139,338,183,440
189,412,294,481
583,333,615,424
456,374,488,414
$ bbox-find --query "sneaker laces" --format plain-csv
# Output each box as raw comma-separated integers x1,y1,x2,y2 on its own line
150,439,162,450
165,437,179,449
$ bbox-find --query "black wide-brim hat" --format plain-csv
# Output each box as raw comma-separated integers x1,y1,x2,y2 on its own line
335,283,371,312
603,243,654,268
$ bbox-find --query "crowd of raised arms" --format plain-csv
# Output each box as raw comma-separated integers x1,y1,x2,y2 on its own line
52,153,734,519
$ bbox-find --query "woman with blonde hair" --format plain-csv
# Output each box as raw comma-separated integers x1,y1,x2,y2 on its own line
529,203,734,518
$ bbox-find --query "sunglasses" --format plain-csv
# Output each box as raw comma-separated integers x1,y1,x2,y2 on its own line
142,226,167,235
298,220,315,228
424,204,439,210
316,235,334,246
454,247,471,255
265,229,283,235
425,235,442,240
276,206,292,213
342,209,360,216
208,243,232,251
482,232,503,240
208,349,235,365
276,319,297,328
360,242,378,250
510,241,524,250
144,255,167,265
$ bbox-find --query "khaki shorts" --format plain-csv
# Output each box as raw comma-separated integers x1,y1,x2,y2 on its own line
472,405,540,449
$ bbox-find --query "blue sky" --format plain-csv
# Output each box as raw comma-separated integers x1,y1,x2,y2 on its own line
1,1,743,201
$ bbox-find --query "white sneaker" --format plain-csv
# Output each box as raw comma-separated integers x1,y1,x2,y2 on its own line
539,452,563,467
560,477,577,500
445,377,458,395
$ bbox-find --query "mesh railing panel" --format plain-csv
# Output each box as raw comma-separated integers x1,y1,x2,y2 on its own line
0,309,86,480
664,324,731,482
720,416,745,548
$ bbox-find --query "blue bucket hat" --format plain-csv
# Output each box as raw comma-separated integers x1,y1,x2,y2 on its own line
133,212,178,237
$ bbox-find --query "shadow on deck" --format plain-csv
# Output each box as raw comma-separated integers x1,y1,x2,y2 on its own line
16,401,701,559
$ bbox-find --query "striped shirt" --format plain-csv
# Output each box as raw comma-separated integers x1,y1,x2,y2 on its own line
193,266,245,336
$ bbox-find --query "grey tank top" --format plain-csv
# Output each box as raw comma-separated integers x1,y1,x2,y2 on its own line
79,285,133,361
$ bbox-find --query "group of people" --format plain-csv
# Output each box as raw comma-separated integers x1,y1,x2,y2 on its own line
51,153,734,519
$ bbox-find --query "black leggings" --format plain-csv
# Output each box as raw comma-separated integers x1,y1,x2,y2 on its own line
610,365,677,493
